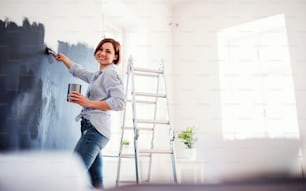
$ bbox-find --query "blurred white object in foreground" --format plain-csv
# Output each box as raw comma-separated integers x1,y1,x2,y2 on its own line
0,151,90,191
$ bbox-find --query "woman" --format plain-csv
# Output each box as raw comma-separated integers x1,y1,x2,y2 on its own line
54,38,125,189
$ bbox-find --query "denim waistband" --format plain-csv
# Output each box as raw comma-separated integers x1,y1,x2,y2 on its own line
81,117,90,125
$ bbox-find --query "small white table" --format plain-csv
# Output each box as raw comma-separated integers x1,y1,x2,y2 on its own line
176,158,204,184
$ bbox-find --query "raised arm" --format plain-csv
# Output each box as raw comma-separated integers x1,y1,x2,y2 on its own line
54,53,74,69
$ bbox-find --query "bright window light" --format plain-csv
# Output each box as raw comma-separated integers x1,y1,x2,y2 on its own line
218,14,299,140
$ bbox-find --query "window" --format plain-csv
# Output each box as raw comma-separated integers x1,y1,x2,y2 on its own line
218,14,299,140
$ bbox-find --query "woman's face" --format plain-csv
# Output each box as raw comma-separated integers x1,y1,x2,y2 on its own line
95,42,117,67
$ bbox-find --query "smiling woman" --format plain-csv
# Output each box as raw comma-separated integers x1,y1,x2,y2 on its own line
53,38,125,189
94,38,121,68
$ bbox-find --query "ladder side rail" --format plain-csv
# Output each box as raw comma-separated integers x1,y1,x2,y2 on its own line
116,56,133,186
161,60,178,183
130,61,141,184
147,70,162,182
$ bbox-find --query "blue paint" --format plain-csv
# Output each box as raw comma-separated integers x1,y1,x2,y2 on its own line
0,18,97,151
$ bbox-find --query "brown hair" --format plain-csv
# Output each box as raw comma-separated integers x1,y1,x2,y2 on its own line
94,38,121,65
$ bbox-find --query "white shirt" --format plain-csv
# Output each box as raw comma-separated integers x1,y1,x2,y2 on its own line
69,63,125,138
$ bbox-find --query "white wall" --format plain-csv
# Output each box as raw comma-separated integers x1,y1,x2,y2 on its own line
172,0,306,182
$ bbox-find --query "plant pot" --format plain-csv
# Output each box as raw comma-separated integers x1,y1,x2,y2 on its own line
122,145,130,153
184,148,197,160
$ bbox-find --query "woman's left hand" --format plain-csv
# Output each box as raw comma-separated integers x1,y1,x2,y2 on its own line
68,91,89,107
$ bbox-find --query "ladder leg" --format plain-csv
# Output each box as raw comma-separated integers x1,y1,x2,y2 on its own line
133,128,140,184
116,156,122,186
161,60,178,183
147,72,161,182
130,60,141,184
170,138,178,183
116,57,134,186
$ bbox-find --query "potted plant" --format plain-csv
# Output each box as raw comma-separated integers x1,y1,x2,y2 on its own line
177,127,197,160
122,140,130,152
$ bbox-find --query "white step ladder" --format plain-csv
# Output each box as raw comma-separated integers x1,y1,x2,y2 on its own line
116,57,177,186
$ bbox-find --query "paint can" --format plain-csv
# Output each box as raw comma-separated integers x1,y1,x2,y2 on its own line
67,83,81,102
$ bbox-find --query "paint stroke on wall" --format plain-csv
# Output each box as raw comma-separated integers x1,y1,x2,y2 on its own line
0,18,45,150
0,18,97,151
40,40,97,150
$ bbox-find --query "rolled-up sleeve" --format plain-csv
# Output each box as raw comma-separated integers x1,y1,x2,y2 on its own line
104,70,125,111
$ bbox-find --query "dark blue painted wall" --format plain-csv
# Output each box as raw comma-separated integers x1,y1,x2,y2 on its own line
0,18,97,151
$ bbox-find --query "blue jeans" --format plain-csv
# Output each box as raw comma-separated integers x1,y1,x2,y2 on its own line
74,118,109,188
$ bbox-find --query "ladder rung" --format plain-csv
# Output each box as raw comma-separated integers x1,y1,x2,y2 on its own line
123,126,154,131
103,154,119,158
135,92,167,98
134,72,159,77
120,153,151,158
139,149,173,154
117,180,136,184
133,67,163,74
127,99,156,104
120,153,134,158
136,119,170,125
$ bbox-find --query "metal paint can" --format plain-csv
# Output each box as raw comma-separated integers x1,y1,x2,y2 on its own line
67,83,81,102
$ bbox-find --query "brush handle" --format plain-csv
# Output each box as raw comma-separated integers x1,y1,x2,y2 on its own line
46,47,56,55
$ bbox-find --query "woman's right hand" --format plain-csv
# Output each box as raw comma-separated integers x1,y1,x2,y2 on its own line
54,53,67,62
53,53,74,69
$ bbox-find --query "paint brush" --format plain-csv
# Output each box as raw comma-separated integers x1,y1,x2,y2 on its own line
45,47,57,64
45,47,56,56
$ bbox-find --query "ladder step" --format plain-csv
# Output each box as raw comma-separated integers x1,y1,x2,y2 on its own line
123,126,154,131
103,154,119,158
136,119,170,125
117,180,136,184
139,149,173,154
134,72,159,78
134,92,167,98
120,153,151,158
120,149,172,157
127,99,156,104
133,67,163,74
119,153,135,158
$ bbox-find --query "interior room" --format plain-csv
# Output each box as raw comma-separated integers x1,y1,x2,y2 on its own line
1,0,306,190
